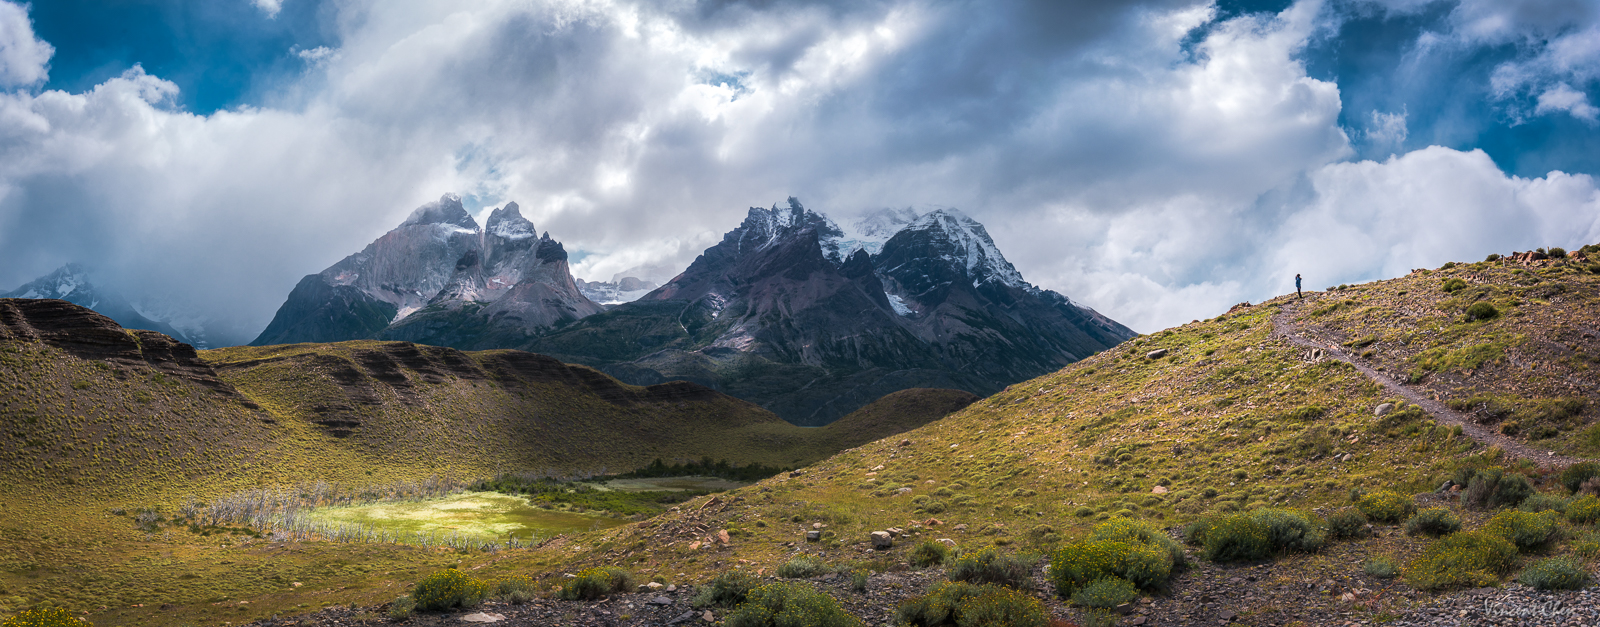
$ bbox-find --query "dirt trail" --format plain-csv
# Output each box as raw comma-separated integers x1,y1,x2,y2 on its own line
1269,299,1585,469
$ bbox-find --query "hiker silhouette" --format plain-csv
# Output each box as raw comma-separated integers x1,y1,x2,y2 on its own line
1295,273,1302,298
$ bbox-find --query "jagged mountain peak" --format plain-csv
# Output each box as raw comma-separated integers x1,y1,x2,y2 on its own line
897,207,1026,289
8,263,93,300
486,202,536,240
733,197,843,254
401,193,479,231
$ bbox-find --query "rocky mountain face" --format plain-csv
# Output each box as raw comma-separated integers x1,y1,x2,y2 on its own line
577,276,661,305
2,263,196,345
526,198,1136,425
251,194,602,346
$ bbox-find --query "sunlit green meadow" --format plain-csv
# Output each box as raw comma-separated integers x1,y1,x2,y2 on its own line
300,491,628,541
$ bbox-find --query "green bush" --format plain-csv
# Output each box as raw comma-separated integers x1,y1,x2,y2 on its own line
1549,247,1568,258
1442,278,1468,293
0,607,93,627
1519,493,1568,514
1049,539,1171,597
1460,468,1533,510
1356,491,1415,523
1363,556,1399,579
1561,462,1600,494
948,548,1033,589
1089,518,1186,570
777,555,831,579
849,569,869,593
897,581,1047,627
490,575,537,604
387,595,416,620
557,567,633,601
1404,531,1519,591
693,570,760,607
1325,508,1371,540
1071,577,1138,609
1465,302,1499,321
910,539,951,568
1200,514,1270,562
1518,557,1589,591
727,582,862,627
1484,509,1559,552
1404,508,1462,537
1567,495,1600,524
1250,508,1325,552
413,568,488,610
1485,253,1501,262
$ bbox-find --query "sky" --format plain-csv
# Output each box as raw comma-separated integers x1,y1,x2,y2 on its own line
0,0,1596,344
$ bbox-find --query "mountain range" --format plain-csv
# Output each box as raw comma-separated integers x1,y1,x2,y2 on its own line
0,264,200,346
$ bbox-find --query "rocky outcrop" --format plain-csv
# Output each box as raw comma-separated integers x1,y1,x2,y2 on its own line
2,263,193,344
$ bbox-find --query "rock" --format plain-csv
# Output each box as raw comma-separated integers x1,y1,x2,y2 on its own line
871,531,893,549
1128,618,1147,626
638,584,653,592
871,465,886,471
924,518,943,526
461,613,507,623
789,470,804,477
813,523,825,529
666,584,676,592
1116,602,1135,615
1437,480,1455,493
1146,348,1169,359
649,596,674,606
938,538,957,546
689,541,702,550
702,610,715,622
899,439,912,446
648,582,665,591
954,524,968,531
1151,485,1168,494
1374,403,1394,417
717,530,731,545
806,531,821,542
668,611,697,626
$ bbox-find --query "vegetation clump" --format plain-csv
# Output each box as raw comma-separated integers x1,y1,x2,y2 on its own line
897,581,1048,627
948,547,1034,589
1356,490,1416,523
1518,557,1590,591
0,607,93,627
1465,302,1499,321
1567,495,1600,524
727,582,862,627
558,567,634,601
414,568,488,611
1404,531,1519,591
1442,278,1468,293
1561,462,1600,494
1072,577,1139,609
777,555,832,579
693,570,760,607
1325,508,1372,540
1405,507,1462,537
1484,509,1559,552
910,539,952,568
1363,556,1399,579
1458,468,1533,510
490,575,538,604
1051,521,1176,598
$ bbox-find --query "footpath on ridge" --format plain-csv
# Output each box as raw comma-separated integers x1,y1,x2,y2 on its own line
1269,298,1587,469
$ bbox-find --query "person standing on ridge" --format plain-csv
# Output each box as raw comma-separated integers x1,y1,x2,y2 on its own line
1295,273,1302,299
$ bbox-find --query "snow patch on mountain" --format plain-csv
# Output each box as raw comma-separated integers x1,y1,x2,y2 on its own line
819,207,920,263
486,202,537,240
886,293,914,316
907,209,1028,289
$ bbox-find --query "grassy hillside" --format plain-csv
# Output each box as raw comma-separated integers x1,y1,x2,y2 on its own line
0,299,974,624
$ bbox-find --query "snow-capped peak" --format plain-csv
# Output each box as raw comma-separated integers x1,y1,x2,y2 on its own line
402,193,480,231
486,202,537,240
733,197,843,254
820,207,920,263
905,208,1027,289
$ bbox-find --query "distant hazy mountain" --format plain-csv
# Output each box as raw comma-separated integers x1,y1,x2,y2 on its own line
577,276,661,306
2,263,197,345
251,194,602,346
526,198,1136,425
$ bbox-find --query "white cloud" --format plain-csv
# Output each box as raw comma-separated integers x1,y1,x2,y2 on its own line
1535,82,1600,121
252,0,285,19
0,0,52,87
1364,108,1409,153
0,0,1597,341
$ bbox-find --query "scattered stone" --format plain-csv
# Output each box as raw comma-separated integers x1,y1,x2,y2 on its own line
899,439,912,446
1152,485,1168,494
649,597,674,606
953,524,967,531
789,470,804,477
717,530,731,545
460,613,506,623
1374,403,1394,417
938,538,957,546
702,610,715,622
871,531,894,549
666,584,676,592
688,541,702,550
924,518,943,526
648,582,665,591
806,531,821,542
1147,348,1169,359
871,465,886,471
813,523,825,530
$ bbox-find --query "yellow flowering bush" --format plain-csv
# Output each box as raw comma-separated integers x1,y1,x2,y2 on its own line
1403,531,1518,591
896,581,1046,627
1,607,91,627
558,567,634,601
413,568,488,611
726,582,861,627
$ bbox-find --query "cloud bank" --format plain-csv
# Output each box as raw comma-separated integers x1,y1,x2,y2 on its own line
0,0,1596,342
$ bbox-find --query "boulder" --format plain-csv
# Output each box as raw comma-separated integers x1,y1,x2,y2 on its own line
649,596,674,606
461,613,507,624
1146,348,1168,359
1151,485,1168,494
717,530,731,545
806,530,821,542
871,531,893,549
1374,403,1393,417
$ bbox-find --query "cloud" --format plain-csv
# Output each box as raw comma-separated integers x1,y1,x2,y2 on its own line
0,0,1596,342
0,0,52,87
1535,82,1600,121
252,0,285,19
1363,108,1409,153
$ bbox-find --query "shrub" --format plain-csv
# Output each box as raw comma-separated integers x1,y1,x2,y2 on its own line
388,595,416,620
1404,508,1462,537
1442,278,1468,293
1484,509,1559,552
948,547,1033,589
1567,495,1600,524
777,555,831,579
558,567,633,601
693,570,760,607
1465,302,1499,321
1356,491,1415,523
910,539,951,568
490,575,537,604
1089,518,1187,570
897,581,1047,627
1461,468,1533,510
1325,508,1372,540
849,569,869,592
1072,577,1138,609
1363,556,1399,579
728,582,862,627
0,607,93,627
1485,253,1501,262
1519,493,1568,514
1404,531,1519,591
413,568,487,610
1549,247,1568,258
1050,539,1171,597
1518,557,1589,591
1199,514,1270,563
1561,462,1600,494
1251,508,1325,552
